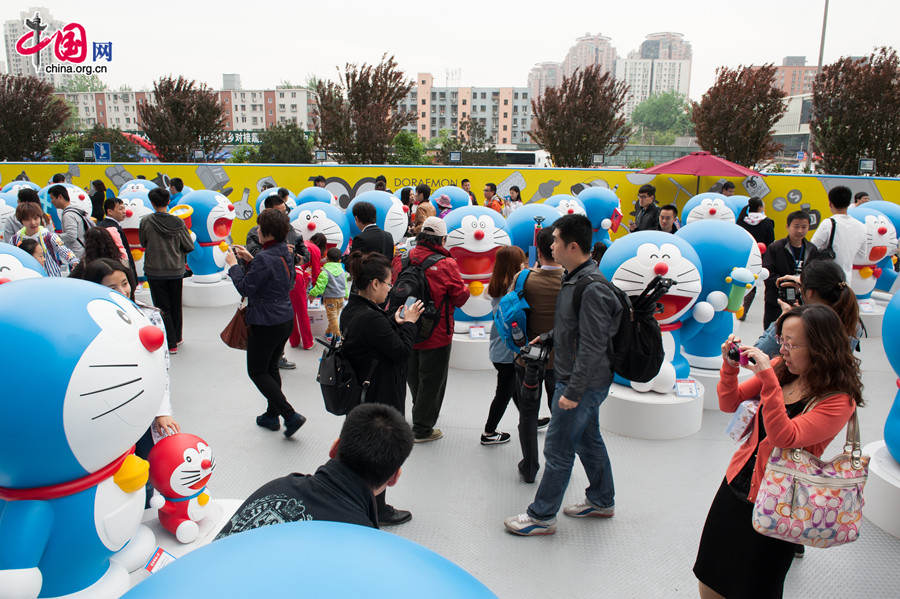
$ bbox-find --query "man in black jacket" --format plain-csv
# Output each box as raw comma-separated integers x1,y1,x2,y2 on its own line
215,404,414,538
98,197,137,276
629,184,660,232
762,210,819,329
350,201,394,258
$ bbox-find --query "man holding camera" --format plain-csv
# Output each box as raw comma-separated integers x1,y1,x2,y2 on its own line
762,211,820,330
505,214,621,536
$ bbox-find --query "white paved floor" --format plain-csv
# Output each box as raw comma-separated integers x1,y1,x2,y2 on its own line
166,295,900,599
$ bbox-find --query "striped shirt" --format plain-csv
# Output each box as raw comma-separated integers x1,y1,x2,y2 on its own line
12,226,78,277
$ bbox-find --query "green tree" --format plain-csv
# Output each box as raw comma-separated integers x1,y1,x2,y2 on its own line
256,122,314,163
811,47,900,176
57,74,108,92
49,133,83,161
315,54,416,163
228,144,259,163
50,126,140,162
389,130,431,164
0,74,71,160
631,91,692,144
531,64,632,167
691,64,787,166
138,76,228,162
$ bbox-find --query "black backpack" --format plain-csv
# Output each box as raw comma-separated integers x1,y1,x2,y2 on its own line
573,274,664,384
315,337,377,416
386,252,448,343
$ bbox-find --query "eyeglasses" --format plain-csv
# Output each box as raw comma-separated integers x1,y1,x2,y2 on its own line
638,194,650,200
775,335,805,352
380,279,392,289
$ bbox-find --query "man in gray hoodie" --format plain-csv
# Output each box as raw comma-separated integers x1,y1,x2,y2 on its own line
50,184,92,260
139,187,195,353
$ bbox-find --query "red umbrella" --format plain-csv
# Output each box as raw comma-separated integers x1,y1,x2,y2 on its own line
639,151,764,195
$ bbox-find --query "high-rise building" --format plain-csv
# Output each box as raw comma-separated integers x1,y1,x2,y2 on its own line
617,33,692,119
4,7,65,85
562,33,617,79
638,32,693,60
756,56,818,96
527,61,561,101
222,73,242,91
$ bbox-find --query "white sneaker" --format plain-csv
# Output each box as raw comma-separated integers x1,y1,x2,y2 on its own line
503,513,557,536
563,501,614,518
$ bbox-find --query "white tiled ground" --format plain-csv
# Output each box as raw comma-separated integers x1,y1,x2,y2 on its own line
168,297,900,599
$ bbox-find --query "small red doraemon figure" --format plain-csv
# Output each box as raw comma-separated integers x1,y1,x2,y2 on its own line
148,433,215,543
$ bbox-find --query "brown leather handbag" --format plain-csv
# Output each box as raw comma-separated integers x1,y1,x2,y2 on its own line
220,300,248,350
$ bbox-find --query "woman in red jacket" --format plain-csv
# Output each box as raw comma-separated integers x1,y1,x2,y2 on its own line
694,304,863,599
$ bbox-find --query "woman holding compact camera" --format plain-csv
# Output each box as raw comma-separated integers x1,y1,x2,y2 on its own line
694,303,863,599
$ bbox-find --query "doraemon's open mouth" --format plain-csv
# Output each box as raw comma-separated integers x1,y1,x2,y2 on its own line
869,246,888,262
450,246,500,280
190,474,212,490
213,217,233,238
656,294,693,321
123,228,140,246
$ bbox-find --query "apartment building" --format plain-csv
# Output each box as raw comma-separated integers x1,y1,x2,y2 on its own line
4,6,65,86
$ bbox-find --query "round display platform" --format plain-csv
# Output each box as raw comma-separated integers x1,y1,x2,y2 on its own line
682,352,723,370
862,440,900,539
691,367,753,411
599,381,704,440
182,278,240,308
449,334,491,371
858,299,886,339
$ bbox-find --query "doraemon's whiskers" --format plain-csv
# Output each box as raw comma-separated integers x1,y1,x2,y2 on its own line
677,269,695,277
81,377,142,396
621,267,643,277
89,363,138,368
91,389,144,420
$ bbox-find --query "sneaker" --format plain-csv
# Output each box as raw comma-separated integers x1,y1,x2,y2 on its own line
278,356,296,370
537,417,551,430
563,501,615,518
504,513,556,536
168,346,178,355
283,413,307,438
413,429,443,444
378,505,412,526
481,431,511,445
256,413,280,431
794,544,805,559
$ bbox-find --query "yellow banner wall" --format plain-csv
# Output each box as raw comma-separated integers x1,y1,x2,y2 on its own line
2,163,897,244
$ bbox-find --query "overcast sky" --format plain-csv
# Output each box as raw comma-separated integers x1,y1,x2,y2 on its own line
11,1,899,98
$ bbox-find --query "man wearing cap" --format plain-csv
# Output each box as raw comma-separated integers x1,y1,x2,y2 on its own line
392,216,469,443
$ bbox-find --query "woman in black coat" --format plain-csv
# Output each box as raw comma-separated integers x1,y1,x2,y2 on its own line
340,250,423,525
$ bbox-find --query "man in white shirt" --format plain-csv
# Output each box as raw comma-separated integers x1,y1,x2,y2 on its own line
810,186,867,283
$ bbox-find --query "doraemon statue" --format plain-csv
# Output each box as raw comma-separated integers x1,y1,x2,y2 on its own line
0,242,46,281
177,190,236,284
296,186,337,207
848,205,898,303
148,433,215,544
676,220,768,368
348,191,408,244
577,187,623,247
545,194,587,218
0,193,16,244
0,278,165,598
505,204,558,261
430,186,471,211
118,179,157,194
860,200,900,295
682,192,737,225
118,187,156,281
40,183,94,233
256,188,296,214
883,292,900,464
600,232,706,393
289,202,350,253
1,180,41,195
444,206,511,332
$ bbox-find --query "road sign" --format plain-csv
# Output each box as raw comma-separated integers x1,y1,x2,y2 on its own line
93,142,111,162
796,151,805,160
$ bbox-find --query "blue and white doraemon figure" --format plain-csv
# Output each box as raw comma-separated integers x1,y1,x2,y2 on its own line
40,183,94,233
296,186,337,207
0,278,165,598
289,202,350,253
444,206,511,332
577,187,623,248
682,192,737,225
883,293,900,464
545,194,587,218
505,204,558,264
0,192,16,244
177,190,236,284
256,188,296,214
118,179,157,194
348,191,408,245
600,232,706,393
1,180,41,196
860,200,900,295
118,186,156,282
676,220,768,368
0,242,46,281
847,204,898,304
430,186,471,212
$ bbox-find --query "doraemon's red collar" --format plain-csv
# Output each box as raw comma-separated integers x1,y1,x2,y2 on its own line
0,447,134,501
199,240,225,247
660,322,682,332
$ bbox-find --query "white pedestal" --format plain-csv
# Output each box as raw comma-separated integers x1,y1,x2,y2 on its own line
862,440,900,539
128,498,242,589
598,381,704,440
858,300,885,339
871,290,894,304
449,334,491,371
691,367,753,411
182,278,240,308
683,352,723,370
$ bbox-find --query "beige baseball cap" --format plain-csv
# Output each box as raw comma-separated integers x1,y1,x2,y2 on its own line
421,216,447,237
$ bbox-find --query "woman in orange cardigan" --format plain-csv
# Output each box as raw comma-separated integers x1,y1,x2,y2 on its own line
694,304,863,599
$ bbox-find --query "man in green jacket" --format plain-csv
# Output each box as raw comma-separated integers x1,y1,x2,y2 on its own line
309,247,350,341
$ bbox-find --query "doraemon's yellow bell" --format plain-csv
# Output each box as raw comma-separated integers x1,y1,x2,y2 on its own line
113,454,150,494
219,241,229,252
469,281,484,296
725,276,733,284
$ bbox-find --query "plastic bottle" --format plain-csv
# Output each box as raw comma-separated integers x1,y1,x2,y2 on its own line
510,321,526,347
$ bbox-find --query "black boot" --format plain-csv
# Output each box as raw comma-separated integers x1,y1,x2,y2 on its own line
283,412,306,438
256,413,280,431
376,491,411,525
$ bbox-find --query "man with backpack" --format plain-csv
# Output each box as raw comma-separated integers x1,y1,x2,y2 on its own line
504,214,621,536
50,184,92,260
390,217,468,443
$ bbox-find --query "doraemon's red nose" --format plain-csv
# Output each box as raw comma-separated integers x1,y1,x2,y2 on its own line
139,325,165,352
878,226,888,236
653,262,669,276
474,230,485,240
227,203,235,212
201,459,212,470
758,242,767,255
402,205,409,213
567,208,574,214
125,209,134,218
78,193,86,200
709,208,717,215
307,222,316,231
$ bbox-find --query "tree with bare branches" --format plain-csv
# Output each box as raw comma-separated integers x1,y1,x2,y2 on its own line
691,65,787,167
530,65,631,167
138,76,228,162
811,47,900,176
315,54,415,163
0,74,70,160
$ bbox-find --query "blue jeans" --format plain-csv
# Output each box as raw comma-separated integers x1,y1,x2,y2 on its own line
527,382,615,521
